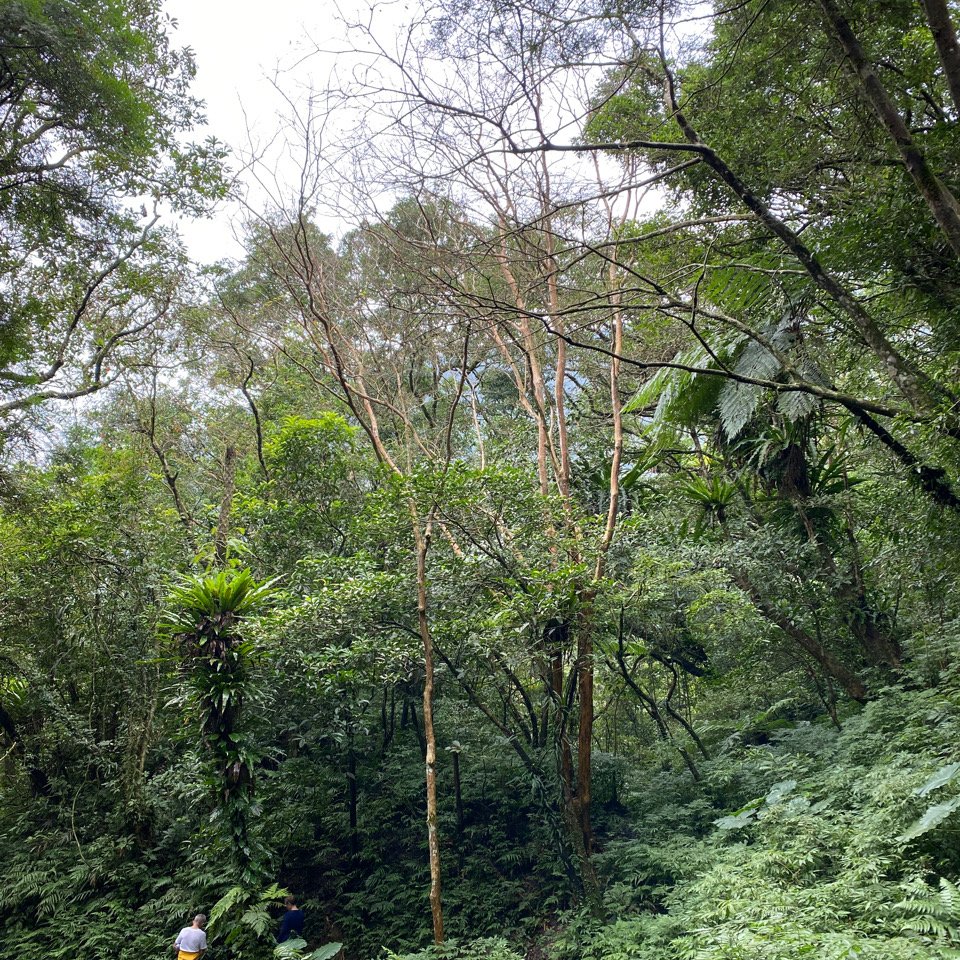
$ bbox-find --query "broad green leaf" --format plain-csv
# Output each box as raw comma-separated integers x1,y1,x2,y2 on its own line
275,938,307,958
900,796,960,842
308,943,343,960
715,809,757,831
915,763,960,797
765,779,798,807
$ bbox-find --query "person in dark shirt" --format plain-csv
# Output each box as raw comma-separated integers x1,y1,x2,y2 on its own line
277,895,305,943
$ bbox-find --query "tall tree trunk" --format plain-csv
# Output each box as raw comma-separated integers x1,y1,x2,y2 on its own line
416,521,444,944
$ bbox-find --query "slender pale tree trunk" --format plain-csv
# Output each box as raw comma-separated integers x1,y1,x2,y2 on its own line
267,208,454,942
415,515,444,943
491,234,552,494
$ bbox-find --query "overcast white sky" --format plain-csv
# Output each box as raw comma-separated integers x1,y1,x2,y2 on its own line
160,1,655,265
163,0,371,263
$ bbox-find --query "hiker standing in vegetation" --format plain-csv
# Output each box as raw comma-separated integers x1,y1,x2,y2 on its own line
277,895,305,943
173,914,207,959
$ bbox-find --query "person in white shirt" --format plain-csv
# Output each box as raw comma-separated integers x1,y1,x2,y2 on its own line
173,913,207,960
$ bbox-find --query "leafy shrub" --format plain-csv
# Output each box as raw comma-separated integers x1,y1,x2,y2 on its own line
382,937,524,960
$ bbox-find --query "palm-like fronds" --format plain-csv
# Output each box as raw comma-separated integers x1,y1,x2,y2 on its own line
623,315,828,444
681,476,737,516
159,570,279,640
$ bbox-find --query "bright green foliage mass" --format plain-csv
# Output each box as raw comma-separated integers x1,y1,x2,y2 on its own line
0,0,226,422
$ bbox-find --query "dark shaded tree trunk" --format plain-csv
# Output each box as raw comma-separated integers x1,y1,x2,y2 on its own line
408,698,427,759
451,747,464,838
660,58,946,413
842,403,960,512
239,357,269,479
575,609,595,858
794,498,903,670
817,0,960,259
922,0,960,115
0,701,50,797
347,744,359,857
381,685,396,756
433,641,583,897
614,638,702,782
728,568,869,702
215,445,237,565
662,663,711,761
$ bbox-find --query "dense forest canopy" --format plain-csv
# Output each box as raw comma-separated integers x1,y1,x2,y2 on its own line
3,1,960,958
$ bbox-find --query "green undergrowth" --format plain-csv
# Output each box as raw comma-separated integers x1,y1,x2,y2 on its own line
4,680,960,960
387,680,960,960
544,682,960,960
